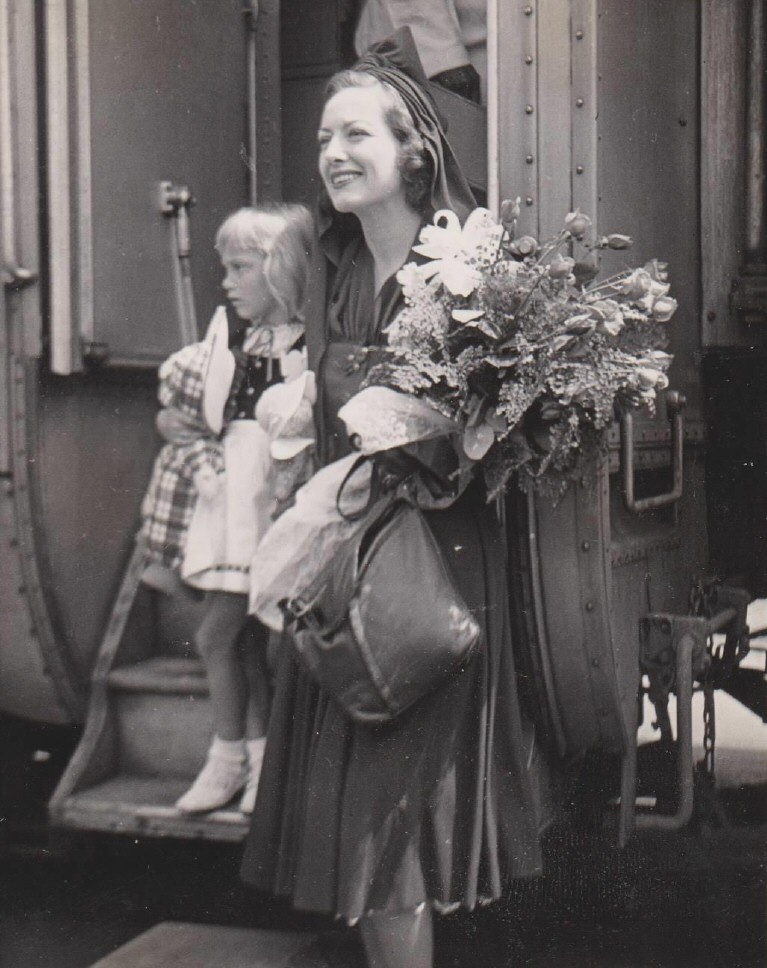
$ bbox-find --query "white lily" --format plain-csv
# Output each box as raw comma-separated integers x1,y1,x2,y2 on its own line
413,208,503,297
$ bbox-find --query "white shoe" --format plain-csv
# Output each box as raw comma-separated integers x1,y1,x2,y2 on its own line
239,738,266,814
176,751,247,814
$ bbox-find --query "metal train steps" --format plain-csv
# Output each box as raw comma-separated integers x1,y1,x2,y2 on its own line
89,922,353,968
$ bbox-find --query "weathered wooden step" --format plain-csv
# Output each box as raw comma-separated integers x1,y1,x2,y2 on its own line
108,656,209,694
115,690,213,776
105,656,214,776
56,774,249,841
89,922,358,968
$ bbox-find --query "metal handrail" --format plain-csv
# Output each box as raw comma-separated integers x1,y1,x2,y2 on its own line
621,390,686,513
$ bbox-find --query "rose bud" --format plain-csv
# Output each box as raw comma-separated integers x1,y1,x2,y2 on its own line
548,254,575,279
509,235,539,258
564,209,592,238
500,196,521,230
573,259,599,285
621,268,652,300
564,313,597,335
637,367,669,390
651,295,678,322
605,233,633,250
644,258,669,282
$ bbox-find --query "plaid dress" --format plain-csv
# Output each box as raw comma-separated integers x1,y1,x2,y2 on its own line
140,342,224,571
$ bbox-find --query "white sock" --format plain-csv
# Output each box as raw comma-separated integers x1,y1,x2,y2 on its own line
210,736,246,764
246,737,266,766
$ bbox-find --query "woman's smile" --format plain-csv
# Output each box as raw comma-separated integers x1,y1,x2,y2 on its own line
328,168,362,189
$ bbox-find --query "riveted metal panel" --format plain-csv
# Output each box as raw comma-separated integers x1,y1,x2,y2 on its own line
494,1,538,235
570,0,599,229
536,1,572,236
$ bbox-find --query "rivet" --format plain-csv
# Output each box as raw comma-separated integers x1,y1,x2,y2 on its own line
706,310,716,321
575,29,584,40
585,601,595,612
525,104,534,115
525,197,534,206
581,540,590,551
525,154,534,164
525,55,534,65
575,97,584,108
576,165,585,174
523,5,533,15
591,657,600,668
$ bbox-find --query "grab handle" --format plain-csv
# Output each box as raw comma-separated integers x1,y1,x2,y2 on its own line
621,390,686,513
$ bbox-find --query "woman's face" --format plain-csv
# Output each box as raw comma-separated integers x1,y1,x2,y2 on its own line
219,246,276,322
318,85,405,217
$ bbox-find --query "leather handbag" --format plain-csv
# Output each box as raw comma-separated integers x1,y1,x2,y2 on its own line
281,495,481,725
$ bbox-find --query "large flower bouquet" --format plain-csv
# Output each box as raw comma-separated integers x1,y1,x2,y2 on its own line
356,201,675,498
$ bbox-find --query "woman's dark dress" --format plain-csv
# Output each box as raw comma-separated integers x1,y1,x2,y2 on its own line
241,233,546,922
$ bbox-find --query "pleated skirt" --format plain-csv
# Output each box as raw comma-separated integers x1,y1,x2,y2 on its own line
240,484,547,921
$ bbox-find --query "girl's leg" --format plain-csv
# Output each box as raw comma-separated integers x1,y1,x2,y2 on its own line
195,591,249,739
176,591,249,812
360,906,434,968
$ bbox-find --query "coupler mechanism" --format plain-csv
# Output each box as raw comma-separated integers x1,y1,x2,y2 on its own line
634,586,750,832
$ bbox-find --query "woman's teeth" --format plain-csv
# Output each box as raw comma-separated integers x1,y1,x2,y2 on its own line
331,172,358,188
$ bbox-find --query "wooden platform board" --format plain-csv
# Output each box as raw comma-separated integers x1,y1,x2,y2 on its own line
54,774,249,841
90,922,346,968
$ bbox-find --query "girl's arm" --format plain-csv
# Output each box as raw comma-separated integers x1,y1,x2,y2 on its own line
156,406,202,445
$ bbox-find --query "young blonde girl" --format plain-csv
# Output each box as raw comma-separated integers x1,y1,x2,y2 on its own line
141,204,314,814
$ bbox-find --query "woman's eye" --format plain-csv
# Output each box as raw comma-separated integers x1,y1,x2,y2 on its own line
348,128,367,140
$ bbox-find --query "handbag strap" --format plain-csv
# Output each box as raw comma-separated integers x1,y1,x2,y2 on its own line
336,454,387,523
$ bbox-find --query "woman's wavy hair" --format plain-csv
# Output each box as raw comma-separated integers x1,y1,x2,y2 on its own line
323,71,434,216
215,205,314,322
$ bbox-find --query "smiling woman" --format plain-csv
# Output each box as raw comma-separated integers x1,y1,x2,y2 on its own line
240,29,549,968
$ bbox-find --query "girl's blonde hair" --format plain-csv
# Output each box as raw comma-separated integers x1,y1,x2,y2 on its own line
215,204,314,322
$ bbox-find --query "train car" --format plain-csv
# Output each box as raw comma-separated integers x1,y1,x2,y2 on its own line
0,0,764,850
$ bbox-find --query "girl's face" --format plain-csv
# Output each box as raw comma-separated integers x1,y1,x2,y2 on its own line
318,85,405,217
219,246,276,322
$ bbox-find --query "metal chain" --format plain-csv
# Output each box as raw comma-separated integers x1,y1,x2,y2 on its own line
689,579,717,777
701,669,716,777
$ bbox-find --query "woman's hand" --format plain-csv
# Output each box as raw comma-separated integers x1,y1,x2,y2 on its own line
156,406,200,445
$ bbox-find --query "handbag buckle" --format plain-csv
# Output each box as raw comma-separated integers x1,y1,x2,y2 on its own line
281,596,322,628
